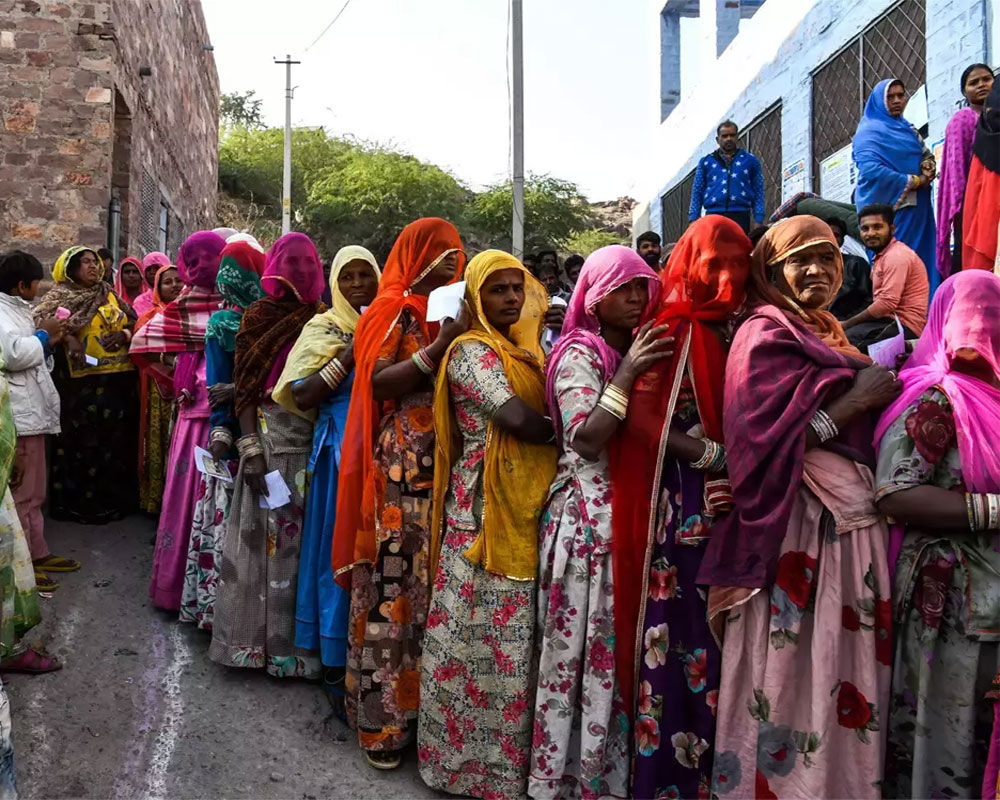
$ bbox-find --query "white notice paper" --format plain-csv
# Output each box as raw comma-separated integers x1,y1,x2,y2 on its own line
259,470,292,510
426,281,466,322
544,295,568,348
867,316,906,370
194,446,233,482
84,354,99,366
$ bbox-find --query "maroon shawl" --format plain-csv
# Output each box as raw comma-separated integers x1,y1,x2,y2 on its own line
697,304,873,591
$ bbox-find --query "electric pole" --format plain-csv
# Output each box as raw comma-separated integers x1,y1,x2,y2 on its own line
275,54,300,235
511,0,524,259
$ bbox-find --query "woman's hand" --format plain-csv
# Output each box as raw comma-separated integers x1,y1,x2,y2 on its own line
617,322,674,381
437,301,472,345
100,331,128,352
209,439,229,462
920,159,937,183
65,334,85,367
208,383,235,409
242,452,267,495
339,341,356,373
543,305,566,333
849,365,903,411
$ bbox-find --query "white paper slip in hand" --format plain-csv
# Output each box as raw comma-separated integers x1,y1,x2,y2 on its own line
867,316,906,370
259,470,292,510
426,281,466,322
193,445,233,482
84,354,99,366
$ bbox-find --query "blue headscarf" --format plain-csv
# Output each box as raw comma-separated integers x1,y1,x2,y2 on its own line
852,78,925,210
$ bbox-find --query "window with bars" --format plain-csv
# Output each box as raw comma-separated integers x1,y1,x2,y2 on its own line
811,0,926,191
660,170,696,245
743,103,782,219
138,170,159,253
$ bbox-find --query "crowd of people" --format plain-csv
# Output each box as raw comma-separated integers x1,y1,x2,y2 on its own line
0,66,994,800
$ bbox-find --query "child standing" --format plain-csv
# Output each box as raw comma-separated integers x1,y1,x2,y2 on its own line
0,251,79,591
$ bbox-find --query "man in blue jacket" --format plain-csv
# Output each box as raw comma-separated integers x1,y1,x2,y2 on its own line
688,120,765,233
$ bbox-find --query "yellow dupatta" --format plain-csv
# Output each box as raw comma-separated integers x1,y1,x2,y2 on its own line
429,249,557,581
273,246,381,419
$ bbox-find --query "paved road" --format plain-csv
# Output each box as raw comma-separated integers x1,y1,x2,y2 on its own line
5,515,439,799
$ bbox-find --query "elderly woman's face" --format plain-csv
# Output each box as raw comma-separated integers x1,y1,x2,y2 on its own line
71,251,102,287
773,243,840,309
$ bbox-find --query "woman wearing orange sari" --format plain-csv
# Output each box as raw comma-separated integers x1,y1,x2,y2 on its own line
332,218,467,770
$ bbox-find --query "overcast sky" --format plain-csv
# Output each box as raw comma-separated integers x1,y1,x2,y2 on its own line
201,0,660,201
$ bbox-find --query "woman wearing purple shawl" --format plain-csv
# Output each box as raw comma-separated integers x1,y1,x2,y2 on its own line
528,246,667,799
936,64,995,276
874,270,1000,798
700,217,901,799
130,231,226,610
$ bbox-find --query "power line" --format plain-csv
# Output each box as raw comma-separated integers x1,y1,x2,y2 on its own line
304,0,352,53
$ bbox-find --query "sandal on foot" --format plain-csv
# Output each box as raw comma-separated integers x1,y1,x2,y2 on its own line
364,751,401,771
32,555,81,573
0,647,62,674
323,668,348,724
33,572,59,592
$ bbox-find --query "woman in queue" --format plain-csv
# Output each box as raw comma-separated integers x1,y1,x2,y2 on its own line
210,232,326,678
529,245,665,798
332,217,466,770
418,250,556,797
874,270,1000,798
699,217,901,798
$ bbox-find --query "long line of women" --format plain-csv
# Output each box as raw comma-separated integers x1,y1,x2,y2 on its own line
39,207,1000,799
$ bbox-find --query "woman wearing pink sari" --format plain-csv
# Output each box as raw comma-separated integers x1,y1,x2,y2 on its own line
699,217,901,798
114,257,148,308
874,270,1000,798
130,232,225,611
134,252,171,318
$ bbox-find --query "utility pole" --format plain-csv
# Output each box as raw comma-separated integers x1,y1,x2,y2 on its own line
275,54,300,235
511,0,524,259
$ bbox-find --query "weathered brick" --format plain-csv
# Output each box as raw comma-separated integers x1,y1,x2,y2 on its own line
19,17,65,33
84,86,111,104
26,50,51,67
3,100,39,132
57,138,84,155
11,223,43,240
3,151,32,165
21,200,54,217
0,31,14,48
15,32,41,49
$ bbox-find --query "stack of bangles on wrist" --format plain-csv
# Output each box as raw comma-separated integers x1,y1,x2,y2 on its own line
809,408,838,443
597,383,629,421
691,438,727,472
966,492,1000,532
320,357,348,389
209,426,233,449
236,433,264,460
411,347,437,375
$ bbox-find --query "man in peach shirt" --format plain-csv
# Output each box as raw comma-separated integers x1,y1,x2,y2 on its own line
843,203,929,351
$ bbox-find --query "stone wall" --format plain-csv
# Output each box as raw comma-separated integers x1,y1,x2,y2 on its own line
0,0,218,269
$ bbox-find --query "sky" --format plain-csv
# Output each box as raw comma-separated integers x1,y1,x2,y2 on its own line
201,0,661,201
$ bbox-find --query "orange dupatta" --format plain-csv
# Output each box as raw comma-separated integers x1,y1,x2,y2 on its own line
332,218,465,587
428,250,556,582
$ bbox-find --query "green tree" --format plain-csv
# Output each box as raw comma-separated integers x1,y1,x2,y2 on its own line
468,175,593,253
220,90,265,129
304,145,468,259
563,228,627,257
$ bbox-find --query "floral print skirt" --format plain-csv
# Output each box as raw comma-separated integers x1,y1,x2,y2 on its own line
418,524,536,799
529,483,628,800
179,472,234,631
711,460,891,800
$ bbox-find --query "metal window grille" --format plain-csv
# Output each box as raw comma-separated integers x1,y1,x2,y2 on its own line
660,170,696,244
811,0,926,190
743,103,782,219
167,211,184,260
138,170,159,253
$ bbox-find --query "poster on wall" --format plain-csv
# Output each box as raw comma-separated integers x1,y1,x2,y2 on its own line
819,144,856,204
781,158,807,201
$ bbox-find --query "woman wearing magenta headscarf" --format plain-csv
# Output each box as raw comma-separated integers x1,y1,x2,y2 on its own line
210,232,326,678
134,252,172,318
853,78,938,290
529,246,668,799
874,270,1000,798
131,231,226,610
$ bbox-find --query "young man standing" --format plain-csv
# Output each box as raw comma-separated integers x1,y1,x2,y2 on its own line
636,231,662,270
688,120,765,233
843,203,929,350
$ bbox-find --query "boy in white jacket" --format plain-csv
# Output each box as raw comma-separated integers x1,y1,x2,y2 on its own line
0,251,79,591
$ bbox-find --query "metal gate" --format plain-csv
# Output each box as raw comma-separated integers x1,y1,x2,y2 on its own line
660,170,695,245
743,103,782,219
811,0,926,190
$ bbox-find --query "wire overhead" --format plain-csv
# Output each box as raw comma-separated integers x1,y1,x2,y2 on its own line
304,0,353,52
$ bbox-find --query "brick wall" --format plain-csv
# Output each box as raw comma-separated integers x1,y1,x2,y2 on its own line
0,0,218,270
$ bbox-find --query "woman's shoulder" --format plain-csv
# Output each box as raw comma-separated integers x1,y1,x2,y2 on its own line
946,106,978,132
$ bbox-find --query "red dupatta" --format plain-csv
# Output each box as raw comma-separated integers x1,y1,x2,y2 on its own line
610,216,751,720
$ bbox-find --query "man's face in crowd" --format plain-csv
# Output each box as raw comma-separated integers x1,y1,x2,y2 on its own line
717,125,739,155
859,214,894,253
538,267,561,296
539,253,558,271
638,241,661,268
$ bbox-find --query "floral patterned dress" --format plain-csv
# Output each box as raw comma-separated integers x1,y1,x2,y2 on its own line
529,343,629,800
711,448,891,799
875,388,1000,799
345,311,434,753
418,340,537,799
633,375,719,800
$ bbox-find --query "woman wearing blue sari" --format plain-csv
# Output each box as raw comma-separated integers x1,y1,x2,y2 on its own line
273,245,380,708
853,77,938,291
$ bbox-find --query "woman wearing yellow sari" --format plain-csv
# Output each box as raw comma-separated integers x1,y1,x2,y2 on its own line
33,246,137,523
418,250,557,799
